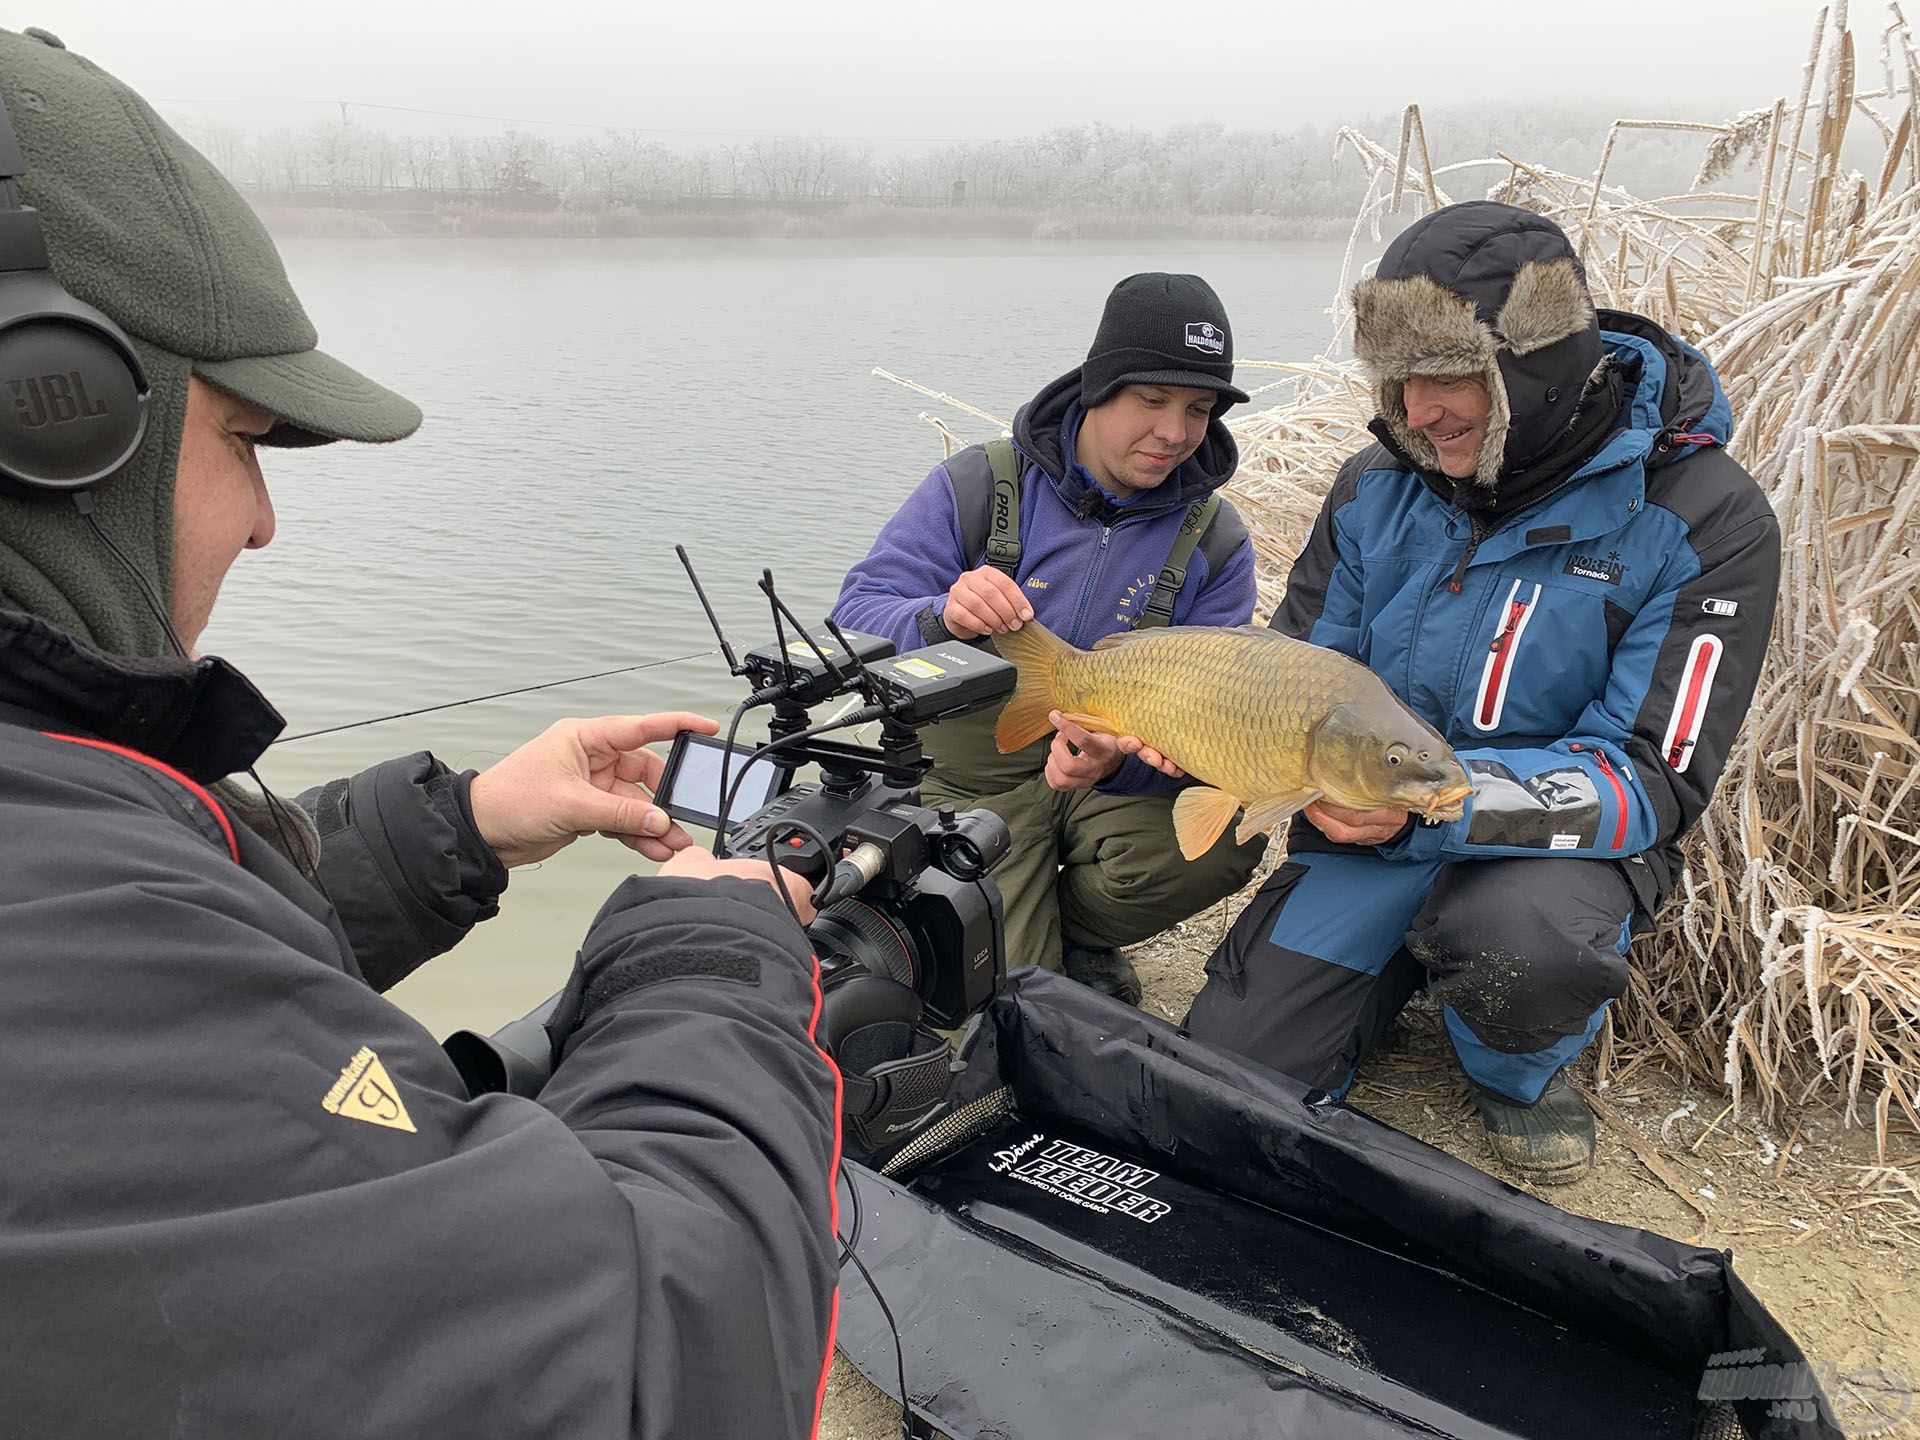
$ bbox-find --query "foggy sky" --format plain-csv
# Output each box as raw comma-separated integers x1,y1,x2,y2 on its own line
45,1,1853,146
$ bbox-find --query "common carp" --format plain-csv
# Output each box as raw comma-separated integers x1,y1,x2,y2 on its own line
993,621,1473,860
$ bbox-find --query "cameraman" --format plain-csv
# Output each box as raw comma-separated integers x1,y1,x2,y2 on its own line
0,29,838,1440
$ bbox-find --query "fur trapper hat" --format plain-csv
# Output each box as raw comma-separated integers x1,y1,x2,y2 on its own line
1352,202,1606,491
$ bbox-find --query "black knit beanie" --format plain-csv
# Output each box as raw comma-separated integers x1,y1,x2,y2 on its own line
1081,273,1250,412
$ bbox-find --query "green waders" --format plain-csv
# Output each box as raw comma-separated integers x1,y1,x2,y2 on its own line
919,699,1267,976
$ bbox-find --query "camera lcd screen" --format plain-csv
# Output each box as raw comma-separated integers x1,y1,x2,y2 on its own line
656,732,786,833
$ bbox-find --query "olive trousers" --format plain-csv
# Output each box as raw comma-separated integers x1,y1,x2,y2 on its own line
918,708,1266,974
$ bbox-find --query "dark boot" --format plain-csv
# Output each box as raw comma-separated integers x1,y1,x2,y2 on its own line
1472,1070,1595,1186
1062,944,1143,1007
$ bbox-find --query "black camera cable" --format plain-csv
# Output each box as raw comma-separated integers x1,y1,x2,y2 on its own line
712,702,886,861
835,1159,915,1440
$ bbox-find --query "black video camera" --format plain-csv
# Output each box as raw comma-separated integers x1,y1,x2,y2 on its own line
652,620,1017,1155
444,559,1022,1160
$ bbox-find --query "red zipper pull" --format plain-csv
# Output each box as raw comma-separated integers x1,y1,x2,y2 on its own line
1488,598,1527,654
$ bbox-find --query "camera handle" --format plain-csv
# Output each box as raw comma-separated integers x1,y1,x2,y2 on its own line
444,991,561,1099
443,980,970,1161
819,975,974,1158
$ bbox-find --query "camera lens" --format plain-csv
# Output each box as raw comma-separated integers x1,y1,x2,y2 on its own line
809,899,920,991
935,808,1012,882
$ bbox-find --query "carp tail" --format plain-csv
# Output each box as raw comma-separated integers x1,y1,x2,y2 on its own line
993,621,1071,752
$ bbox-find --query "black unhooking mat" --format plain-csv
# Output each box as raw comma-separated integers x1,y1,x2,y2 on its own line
834,969,1837,1440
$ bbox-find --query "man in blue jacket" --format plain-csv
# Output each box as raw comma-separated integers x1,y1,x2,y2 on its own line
1186,203,1780,1185
834,274,1267,1002
0,28,837,1438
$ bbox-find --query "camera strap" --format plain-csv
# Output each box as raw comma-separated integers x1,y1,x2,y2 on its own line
840,1027,964,1160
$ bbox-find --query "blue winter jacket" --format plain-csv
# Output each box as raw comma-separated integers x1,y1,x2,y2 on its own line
1276,314,1780,901
834,369,1258,794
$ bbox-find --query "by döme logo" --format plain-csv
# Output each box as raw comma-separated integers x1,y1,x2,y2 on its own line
1563,549,1627,586
990,1132,1046,1174
10,370,109,430
1183,321,1225,356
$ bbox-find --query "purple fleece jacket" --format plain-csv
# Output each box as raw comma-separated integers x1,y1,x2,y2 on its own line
833,374,1257,794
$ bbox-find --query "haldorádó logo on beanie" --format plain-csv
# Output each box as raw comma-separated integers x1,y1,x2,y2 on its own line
1080,272,1250,413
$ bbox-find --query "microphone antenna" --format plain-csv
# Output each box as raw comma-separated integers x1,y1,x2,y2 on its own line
677,544,744,675
762,569,798,693
824,616,885,708
758,571,854,693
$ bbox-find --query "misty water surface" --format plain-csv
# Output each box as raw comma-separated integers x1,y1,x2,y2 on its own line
203,237,1355,1035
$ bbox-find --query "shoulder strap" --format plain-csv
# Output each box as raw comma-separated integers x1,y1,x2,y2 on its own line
1135,493,1221,629
1199,495,1248,576
948,438,1025,577
981,437,1023,576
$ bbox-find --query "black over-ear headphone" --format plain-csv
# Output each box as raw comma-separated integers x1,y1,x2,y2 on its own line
0,92,150,499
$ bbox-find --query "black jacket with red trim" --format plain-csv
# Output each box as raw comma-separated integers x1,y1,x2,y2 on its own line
0,609,839,1439
1273,314,1780,903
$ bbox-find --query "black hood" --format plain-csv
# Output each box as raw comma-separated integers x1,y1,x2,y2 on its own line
0,607,283,782
1594,308,1729,469
1354,201,1621,513
1010,367,1241,521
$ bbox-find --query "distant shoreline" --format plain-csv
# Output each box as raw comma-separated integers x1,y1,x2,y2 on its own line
251,199,1352,244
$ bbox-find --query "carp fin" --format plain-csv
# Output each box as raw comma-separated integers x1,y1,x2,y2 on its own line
1236,789,1321,845
993,620,1071,753
1056,710,1120,737
1172,785,1242,861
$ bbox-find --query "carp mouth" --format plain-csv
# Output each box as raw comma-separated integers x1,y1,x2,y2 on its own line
1420,781,1474,821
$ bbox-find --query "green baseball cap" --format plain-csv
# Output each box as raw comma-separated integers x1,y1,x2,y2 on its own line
0,26,420,446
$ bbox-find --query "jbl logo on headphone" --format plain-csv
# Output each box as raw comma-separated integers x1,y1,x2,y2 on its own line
10,371,110,429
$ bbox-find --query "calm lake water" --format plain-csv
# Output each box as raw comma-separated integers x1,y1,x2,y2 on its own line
204,237,1358,1037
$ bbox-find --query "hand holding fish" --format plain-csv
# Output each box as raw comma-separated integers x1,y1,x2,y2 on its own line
991,620,1472,861
1045,711,1185,791
943,565,1035,640
1303,799,1411,846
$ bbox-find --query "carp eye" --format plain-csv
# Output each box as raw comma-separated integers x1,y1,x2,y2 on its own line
1385,743,1409,767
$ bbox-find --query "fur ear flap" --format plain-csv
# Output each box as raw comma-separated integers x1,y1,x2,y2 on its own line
1494,258,1594,356
1352,274,1495,381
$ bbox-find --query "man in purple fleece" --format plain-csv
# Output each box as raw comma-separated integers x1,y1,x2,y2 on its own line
832,273,1267,1002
